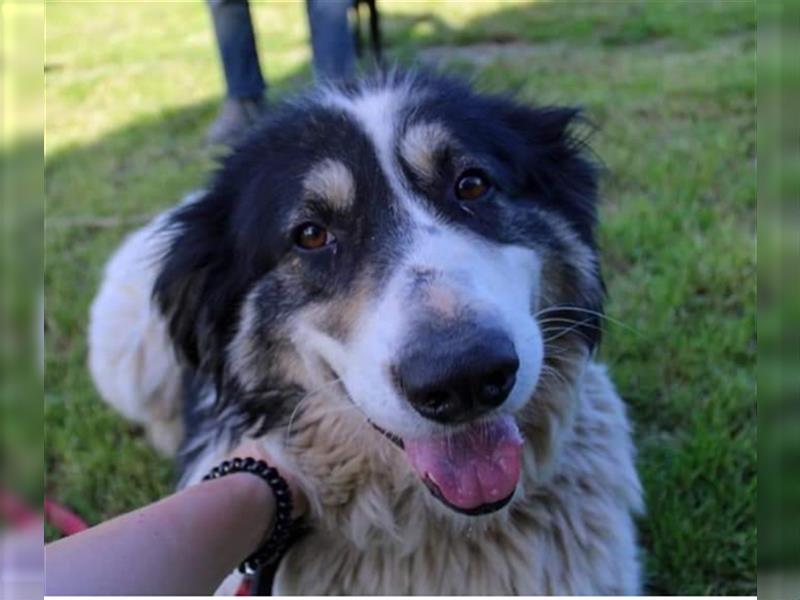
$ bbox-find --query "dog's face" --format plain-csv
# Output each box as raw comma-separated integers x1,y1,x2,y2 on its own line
156,73,603,517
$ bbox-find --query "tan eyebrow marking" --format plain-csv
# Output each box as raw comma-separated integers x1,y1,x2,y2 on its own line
302,158,356,209
399,122,452,180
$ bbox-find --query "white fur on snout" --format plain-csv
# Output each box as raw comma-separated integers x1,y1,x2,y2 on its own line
344,222,545,437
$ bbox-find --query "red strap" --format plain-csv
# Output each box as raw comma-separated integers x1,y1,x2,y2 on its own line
44,498,89,535
1,487,89,537
0,488,39,527
235,577,253,596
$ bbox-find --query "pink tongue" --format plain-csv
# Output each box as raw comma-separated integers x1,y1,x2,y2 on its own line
404,415,523,511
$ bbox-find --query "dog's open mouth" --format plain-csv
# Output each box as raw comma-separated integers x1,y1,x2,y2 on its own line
371,414,523,516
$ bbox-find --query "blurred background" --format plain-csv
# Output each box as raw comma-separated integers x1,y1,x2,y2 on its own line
2,1,43,598
757,1,800,598
34,0,769,595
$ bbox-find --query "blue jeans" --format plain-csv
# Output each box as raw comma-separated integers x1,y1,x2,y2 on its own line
208,0,356,100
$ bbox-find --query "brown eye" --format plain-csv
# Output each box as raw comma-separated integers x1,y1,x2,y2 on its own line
455,170,492,201
294,223,334,250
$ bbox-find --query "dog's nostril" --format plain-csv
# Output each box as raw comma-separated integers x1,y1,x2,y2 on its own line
419,389,456,416
481,381,503,399
485,369,509,389
478,366,517,405
425,390,449,406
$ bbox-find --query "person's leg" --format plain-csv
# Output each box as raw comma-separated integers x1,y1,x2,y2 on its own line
206,0,266,146
305,0,357,81
208,0,265,100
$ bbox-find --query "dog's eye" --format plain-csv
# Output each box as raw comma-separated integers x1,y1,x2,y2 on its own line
455,170,492,201
294,223,335,250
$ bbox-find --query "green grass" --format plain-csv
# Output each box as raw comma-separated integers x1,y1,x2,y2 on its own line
44,1,756,594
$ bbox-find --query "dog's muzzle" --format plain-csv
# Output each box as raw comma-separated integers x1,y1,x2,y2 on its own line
371,322,524,516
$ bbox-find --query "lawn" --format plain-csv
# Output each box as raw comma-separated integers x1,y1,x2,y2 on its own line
44,0,756,594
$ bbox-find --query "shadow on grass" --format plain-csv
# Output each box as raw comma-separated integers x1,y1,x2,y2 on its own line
45,65,317,223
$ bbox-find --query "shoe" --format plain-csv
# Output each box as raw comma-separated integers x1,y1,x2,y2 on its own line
206,97,266,147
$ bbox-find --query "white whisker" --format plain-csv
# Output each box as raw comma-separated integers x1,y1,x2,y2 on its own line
534,304,640,336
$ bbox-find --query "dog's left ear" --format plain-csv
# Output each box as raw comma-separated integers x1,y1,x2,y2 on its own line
500,103,600,246
153,190,248,376
499,102,605,350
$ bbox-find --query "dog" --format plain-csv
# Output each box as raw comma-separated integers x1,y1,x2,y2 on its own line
88,70,643,594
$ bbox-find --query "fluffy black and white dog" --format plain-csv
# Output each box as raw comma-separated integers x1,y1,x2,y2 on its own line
88,71,643,594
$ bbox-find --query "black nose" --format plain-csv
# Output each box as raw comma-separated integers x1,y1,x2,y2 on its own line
395,328,519,424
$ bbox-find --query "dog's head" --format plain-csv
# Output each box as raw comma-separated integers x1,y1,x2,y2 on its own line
156,72,603,519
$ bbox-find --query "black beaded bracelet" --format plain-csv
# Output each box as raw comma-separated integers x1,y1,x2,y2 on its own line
203,457,295,574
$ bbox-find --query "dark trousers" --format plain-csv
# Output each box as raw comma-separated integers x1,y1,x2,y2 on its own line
208,0,356,100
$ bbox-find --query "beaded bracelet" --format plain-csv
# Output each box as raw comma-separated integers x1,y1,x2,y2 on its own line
203,457,294,574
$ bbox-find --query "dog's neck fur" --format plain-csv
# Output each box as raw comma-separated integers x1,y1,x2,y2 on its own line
268,357,643,595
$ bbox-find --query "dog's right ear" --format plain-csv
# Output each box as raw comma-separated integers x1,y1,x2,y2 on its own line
153,191,246,376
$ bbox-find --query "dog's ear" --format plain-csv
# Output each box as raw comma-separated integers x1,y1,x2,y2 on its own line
499,102,605,350
500,103,600,246
153,191,248,376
